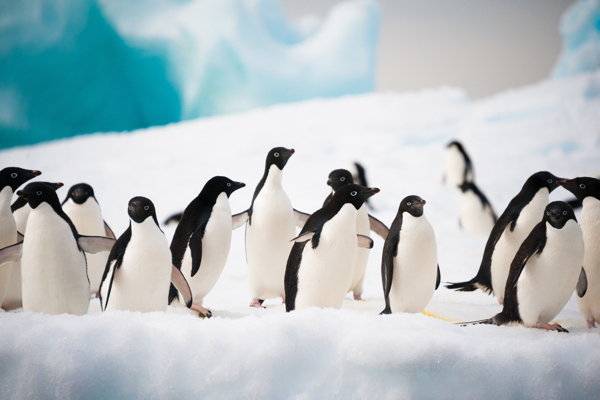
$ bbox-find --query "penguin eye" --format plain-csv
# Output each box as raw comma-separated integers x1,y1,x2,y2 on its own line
85,191,88,196
274,152,280,158
407,202,412,206
580,184,586,189
340,177,345,182
547,179,553,184
350,191,357,196
562,211,567,215
546,211,550,216
128,206,133,211
36,191,42,195
10,173,17,178
227,183,231,187
144,205,150,211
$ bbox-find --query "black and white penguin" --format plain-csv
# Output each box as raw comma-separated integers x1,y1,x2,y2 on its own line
444,141,473,188
167,176,245,317
0,167,41,305
233,147,309,308
458,181,497,236
99,197,193,313
284,184,379,311
474,202,584,332
447,171,563,304
62,183,115,295
324,169,388,300
558,177,600,328
381,196,440,314
0,182,115,315
346,161,374,209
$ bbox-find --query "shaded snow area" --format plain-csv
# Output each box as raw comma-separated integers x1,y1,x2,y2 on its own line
2,71,600,398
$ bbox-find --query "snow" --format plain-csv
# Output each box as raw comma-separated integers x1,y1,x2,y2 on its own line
0,0,379,149
1,72,600,397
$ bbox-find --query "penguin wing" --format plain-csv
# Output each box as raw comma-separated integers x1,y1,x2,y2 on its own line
368,214,389,240
78,236,116,254
99,228,130,311
294,209,311,229
164,212,183,225
291,231,315,243
357,235,374,249
189,227,205,277
284,241,308,312
380,232,399,314
0,242,23,265
507,223,547,292
17,231,24,242
577,267,588,298
232,211,249,230
104,222,116,239
171,265,193,308
436,265,441,290
322,193,333,208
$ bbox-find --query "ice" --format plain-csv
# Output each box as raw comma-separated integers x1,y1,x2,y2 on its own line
0,0,379,149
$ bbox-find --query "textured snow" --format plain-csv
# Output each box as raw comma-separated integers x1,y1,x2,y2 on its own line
1,72,600,398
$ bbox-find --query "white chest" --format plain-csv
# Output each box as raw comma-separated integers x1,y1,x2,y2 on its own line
13,203,31,234
0,186,17,247
62,198,105,236
445,147,468,187
459,190,495,235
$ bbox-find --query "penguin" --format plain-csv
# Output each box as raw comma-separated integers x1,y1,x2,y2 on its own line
2,181,63,311
444,141,473,188
0,167,41,305
381,196,441,314
558,177,600,328
62,183,115,295
458,181,497,236
285,184,379,311
0,182,115,315
323,169,388,300
446,171,563,304
233,147,309,308
99,197,194,313
472,202,584,332
347,161,374,210
167,177,245,317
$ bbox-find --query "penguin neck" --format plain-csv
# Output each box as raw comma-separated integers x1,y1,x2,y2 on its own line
264,164,284,187
0,186,14,211
131,217,161,236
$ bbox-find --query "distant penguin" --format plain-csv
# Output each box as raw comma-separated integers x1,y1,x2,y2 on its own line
473,202,584,332
458,181,497,235
100,197,194,313
0,167,41,305
347,161,374,209
233,147,309,308
324,169,388,300
285,185,379,311
444,141,473,188
381,196,440,314
62,183,115,295
168,177,245,317
447,171,562,304
0,182,115,315
558,177,600,328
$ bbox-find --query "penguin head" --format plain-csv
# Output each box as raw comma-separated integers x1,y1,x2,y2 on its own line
447,140,463,150
327,169,354,191
65,183,95,205
128,197,158,224
526,171,563,193
458,181,475,193
202,176,246,198
399,195,426,217
0,167,41,192
557,177,600,202
333,184,379,210
266,147,295,170
544,201,577,229
17,182,62,209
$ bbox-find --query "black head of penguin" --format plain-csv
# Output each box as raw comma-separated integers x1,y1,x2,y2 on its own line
266,147,295,170
524,171,563,193
327,169,354,191
329,184,379,210
458,182,475,193
128,197,159,225
1,167,41,192
544,201,577,229
200,176,245,199
558,177,600,202
17,181,63,209
64,183,95,205
398,195,426,217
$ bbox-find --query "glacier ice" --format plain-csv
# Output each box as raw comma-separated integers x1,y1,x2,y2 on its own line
0,0,379,149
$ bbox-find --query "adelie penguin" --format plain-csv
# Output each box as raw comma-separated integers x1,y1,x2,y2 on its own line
558,177,600,328
381,196,440,314
444,141,473,188
346,161,374,210
62,183,116,295
458,181,497,236
447,171,563,304
168,176,246,317
100,197,194,313
468,202,584,333
284,184,378,312
323,169,388,300
0,182,115,315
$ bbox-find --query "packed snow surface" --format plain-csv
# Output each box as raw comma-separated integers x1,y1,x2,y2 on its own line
1,71,600,398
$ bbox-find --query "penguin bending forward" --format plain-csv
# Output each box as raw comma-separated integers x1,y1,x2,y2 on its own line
381,196,440,314
285,184,379,311
458,181,497,236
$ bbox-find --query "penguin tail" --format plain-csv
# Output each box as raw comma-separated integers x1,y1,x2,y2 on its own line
456,318,493,327
379,306,392,315
445,278,493,294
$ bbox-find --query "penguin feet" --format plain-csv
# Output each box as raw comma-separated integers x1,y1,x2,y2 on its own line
587,320,597,329
353,293,363,301
498,297,504,305
191,303,212,318
281,295,285,304
250,298,266,309
535,322,568,333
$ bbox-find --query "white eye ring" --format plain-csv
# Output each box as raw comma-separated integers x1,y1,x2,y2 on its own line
547,179,553,183
10,173,17,178
350,191,357,196
36,191,42,195
227,183,231,187
144,205,149,211
274,152,279,157
546,211,550,216
580,184,586,189
340,177,345,182
128,206,133,211
407,202,412,206
563,211,567,215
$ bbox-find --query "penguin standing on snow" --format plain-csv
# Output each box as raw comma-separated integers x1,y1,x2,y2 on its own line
447,171,562,304
62,183,115,295
473,202,584,332
458,181,497,236
100,197,194,313
558,177,600,328
444,141,473,188
381,196,440,314
285,184,379,311
168,177,246,317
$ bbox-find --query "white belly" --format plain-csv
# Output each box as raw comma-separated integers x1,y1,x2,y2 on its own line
459,190,495,236
295,204,358,310
577,198,600,323
445,146,469,188
348,204,370,295
389,214,438,313
0,186,17,305
21,203,90,315
517,220,584,326
2,203,30,309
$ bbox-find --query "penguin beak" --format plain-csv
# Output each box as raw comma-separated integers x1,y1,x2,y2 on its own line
53,182,64,190
418,199,426,205
234,182,246,190
32,170,41,176
327,179,332,186
557,179,569,186
286,149,295,155
363,187,380,198
16,190,25,198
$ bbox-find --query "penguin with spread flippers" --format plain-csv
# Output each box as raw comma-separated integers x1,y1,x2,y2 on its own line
458,181,497,236
444,141,473,188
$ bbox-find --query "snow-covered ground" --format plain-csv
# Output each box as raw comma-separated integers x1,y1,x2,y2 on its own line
1,70,600,398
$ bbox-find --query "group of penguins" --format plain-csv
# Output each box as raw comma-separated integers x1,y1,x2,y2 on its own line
0,143,599,333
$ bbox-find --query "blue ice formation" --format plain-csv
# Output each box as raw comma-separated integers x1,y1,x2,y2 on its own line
552,0,600,78
0,0,380,149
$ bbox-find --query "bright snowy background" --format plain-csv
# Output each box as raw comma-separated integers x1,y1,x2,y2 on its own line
1,0,600,399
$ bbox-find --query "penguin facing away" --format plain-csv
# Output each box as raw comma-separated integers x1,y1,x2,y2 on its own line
458,181,497,236
168,176,245,317
99,197,194,313
447,171,562,304
444,141,473,188
285,184,379,312
558,177,600,328
381,196,440,314
347,161,374,210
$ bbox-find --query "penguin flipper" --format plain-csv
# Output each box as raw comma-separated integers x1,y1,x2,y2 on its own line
357,235,374,249
100,260,117,311
232,211,249,230
507,224,546,292
171,265,193,308
291,231,315,243
104,222,116,239
368,214,389,240
381,232,399,315
189,228,204,277
293,209,311,229
577,267,588,298
99,227,129,311
78,236,116,254
436,265,441,290
164,212,183,225
17,231,24,242
0,242,23,265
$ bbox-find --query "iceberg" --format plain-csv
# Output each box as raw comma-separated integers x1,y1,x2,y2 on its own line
0,0,380,149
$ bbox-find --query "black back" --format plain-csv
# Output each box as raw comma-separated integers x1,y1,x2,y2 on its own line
447,141,473,182
559,177,600,203
323,169,354,207
12,181,63,212
62,183,96,205
459,181,498,222
0,167,41,192
99,225,132,310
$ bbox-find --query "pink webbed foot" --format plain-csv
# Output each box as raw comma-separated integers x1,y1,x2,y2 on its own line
281,295,285,304
250,298,266,309
535,322,568,333
191,303,212,318
353,293,363,301
498,297,504,306
587,320,597,329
